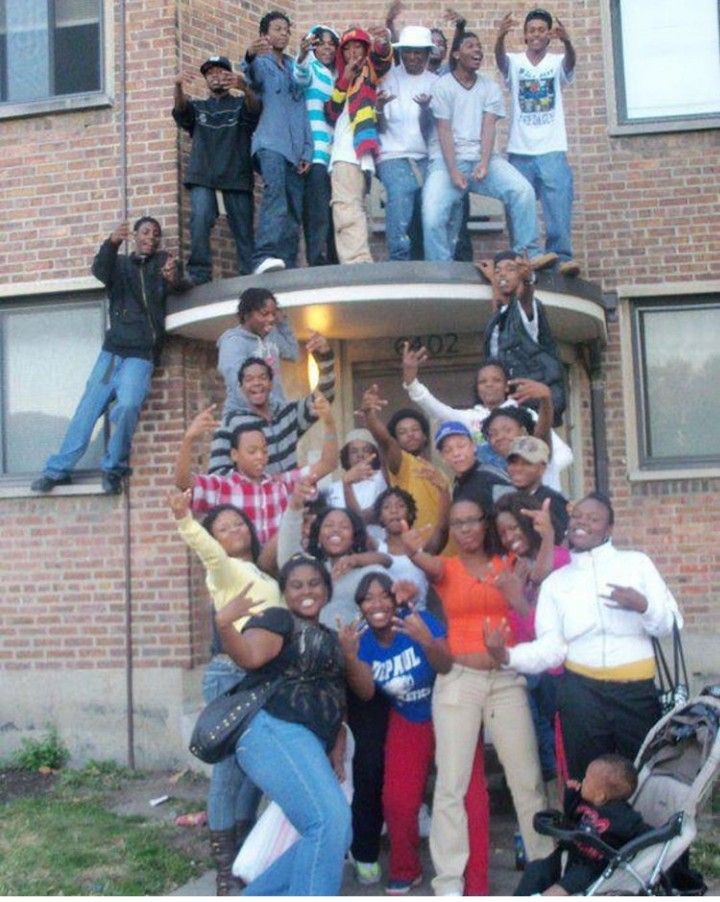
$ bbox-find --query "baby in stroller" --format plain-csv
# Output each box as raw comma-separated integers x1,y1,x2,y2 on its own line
515,754,649,896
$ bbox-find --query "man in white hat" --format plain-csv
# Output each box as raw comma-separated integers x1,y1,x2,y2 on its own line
376,25,438,260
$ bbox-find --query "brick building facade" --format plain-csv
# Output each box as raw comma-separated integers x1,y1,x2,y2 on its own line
1,0,718,765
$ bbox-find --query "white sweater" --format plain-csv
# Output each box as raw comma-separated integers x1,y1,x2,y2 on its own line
508,541,682,675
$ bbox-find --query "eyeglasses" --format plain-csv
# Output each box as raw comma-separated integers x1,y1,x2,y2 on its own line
449,516,485,529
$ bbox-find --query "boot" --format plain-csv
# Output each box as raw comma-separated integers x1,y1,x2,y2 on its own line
209,829,239,896
234,819,253,853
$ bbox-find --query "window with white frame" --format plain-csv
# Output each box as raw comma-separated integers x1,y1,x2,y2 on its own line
631,296,720,469
0,296,106,477
0,0,104,114
609,0,720,130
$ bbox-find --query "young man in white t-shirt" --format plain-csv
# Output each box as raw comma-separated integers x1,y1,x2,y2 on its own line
376,25,438,260
421,29,553,267
495,8,579,276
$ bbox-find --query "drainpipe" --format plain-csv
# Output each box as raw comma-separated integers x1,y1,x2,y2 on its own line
586,339,609,496
117,0,135,770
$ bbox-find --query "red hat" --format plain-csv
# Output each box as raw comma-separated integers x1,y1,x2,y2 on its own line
336,27,372,77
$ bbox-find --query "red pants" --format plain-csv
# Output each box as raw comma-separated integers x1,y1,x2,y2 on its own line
382,710,489,892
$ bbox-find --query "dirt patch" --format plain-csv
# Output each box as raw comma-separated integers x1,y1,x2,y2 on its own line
0,768,58,803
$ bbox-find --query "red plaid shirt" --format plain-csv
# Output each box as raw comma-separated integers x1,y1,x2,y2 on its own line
191,468,303,545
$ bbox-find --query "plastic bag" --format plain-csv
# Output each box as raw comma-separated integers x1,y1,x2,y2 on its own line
232,724,355,883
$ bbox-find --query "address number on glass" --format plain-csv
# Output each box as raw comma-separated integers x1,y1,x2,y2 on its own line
394,334,459,356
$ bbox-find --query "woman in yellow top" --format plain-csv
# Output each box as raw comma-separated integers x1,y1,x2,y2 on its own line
168,488,283,895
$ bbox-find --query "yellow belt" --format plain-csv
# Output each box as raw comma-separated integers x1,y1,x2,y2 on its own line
565,657,656,682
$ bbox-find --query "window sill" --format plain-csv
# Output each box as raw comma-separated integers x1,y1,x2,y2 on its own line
608,115,720,137
626,466,720,483
0,479,106,499
0,92,113,122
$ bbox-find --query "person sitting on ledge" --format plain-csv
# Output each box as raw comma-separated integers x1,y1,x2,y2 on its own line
31,218,181,496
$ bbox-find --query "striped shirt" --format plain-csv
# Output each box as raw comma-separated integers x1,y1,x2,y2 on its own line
191,468,302,545
208,351,335,475
293,56,335,167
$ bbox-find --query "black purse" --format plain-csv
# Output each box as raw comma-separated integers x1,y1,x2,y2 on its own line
652,618,689,716
189,676,281,764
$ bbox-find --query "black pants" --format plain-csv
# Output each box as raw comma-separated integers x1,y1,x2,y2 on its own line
302,163,338,267
347,688,390,863
558,671,661,779
515,847,603,895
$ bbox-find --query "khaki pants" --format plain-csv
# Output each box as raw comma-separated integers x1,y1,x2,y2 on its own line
330,161,373,264
430,665,553,895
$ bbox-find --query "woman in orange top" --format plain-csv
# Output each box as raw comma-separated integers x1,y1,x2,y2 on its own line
401,498,552,896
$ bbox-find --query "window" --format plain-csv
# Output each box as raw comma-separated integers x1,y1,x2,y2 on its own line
0,296,106,477
608,0,720,132
0,0,107,117
631,296,720,469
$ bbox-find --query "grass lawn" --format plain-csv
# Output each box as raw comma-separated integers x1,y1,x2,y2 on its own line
0,762,211,896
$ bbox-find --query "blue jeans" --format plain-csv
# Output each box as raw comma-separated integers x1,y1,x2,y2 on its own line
235,709,352,895
44,350,153,479
203,656,262,831
302,163,337,266
422,154,540,261
377,158,427,261
253,149,304,269
188,186,254,282
508,151,574,261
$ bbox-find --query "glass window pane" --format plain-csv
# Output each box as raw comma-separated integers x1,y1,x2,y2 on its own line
4,0,49,102
640,304,720,461
619,0,720,120
55,0,99,27
2,302,105,475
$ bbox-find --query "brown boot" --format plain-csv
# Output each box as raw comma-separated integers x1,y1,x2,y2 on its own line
209,829,239,896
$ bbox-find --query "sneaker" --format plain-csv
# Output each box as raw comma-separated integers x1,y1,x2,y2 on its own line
558,259,581,277
101,472,123,495
386,875,422,895
253,257,286,275
30,474,72,492
355,860,381,885
529,252,559,271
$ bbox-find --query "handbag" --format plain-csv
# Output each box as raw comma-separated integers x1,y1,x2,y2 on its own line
188,676,280,764
652,617,689,716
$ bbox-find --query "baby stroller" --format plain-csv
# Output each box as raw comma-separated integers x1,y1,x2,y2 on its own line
534,685,720,895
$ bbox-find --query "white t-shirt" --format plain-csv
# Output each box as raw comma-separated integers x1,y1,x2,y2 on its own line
428,72,505,162
505,52,573,155
329,105,375,173
378,65,438,161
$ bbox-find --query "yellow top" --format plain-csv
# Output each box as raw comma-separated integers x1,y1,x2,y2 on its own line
565,657,656,682
176,514,283,632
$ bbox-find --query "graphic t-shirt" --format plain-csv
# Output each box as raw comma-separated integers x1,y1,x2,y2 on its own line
505,52,573,154
358,609,446,722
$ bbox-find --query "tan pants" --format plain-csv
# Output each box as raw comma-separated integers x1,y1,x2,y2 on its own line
330,161,373,264
430,665,553,895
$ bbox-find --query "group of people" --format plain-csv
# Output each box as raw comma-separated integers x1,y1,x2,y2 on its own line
152,279,678,896
172,5,581,278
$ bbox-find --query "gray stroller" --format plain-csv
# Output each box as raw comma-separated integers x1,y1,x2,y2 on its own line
533,685,720,895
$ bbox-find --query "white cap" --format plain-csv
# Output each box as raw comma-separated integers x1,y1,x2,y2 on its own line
393,25,434,49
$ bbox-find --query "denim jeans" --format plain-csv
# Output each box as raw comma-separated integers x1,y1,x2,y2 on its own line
202,656,261,831
377,158,427,261
235,709,352,895
302,163,337,266
44,350,153,479
422,154,540,261
508,151,574,261
188,186,254,283
253,149,304,269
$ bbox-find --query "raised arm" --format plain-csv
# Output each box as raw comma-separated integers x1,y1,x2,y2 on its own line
216,588,285,669
297,333,335,434
359,384,402,475
509,379,553,448
91,224,127,285
307,393,339,481
494,12,517,78
338,623,376,701
552,18,576,76
398,522,445,582
174,404,222,490
402,341,478,425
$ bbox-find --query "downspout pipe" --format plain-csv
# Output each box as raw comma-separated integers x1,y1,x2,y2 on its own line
587,338,609,496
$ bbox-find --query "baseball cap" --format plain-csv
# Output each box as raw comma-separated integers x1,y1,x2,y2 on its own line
435,421,472,450
507,436,550,464
200,56,232,75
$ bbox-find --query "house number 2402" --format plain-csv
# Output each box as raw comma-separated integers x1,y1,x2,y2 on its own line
394,334,459,356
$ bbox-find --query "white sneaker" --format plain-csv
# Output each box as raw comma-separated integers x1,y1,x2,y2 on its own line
253,257,286,275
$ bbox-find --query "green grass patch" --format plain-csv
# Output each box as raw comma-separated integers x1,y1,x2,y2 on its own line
13,727,69,771
0,796,206,895
692,837,720,880
57,759,143,794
